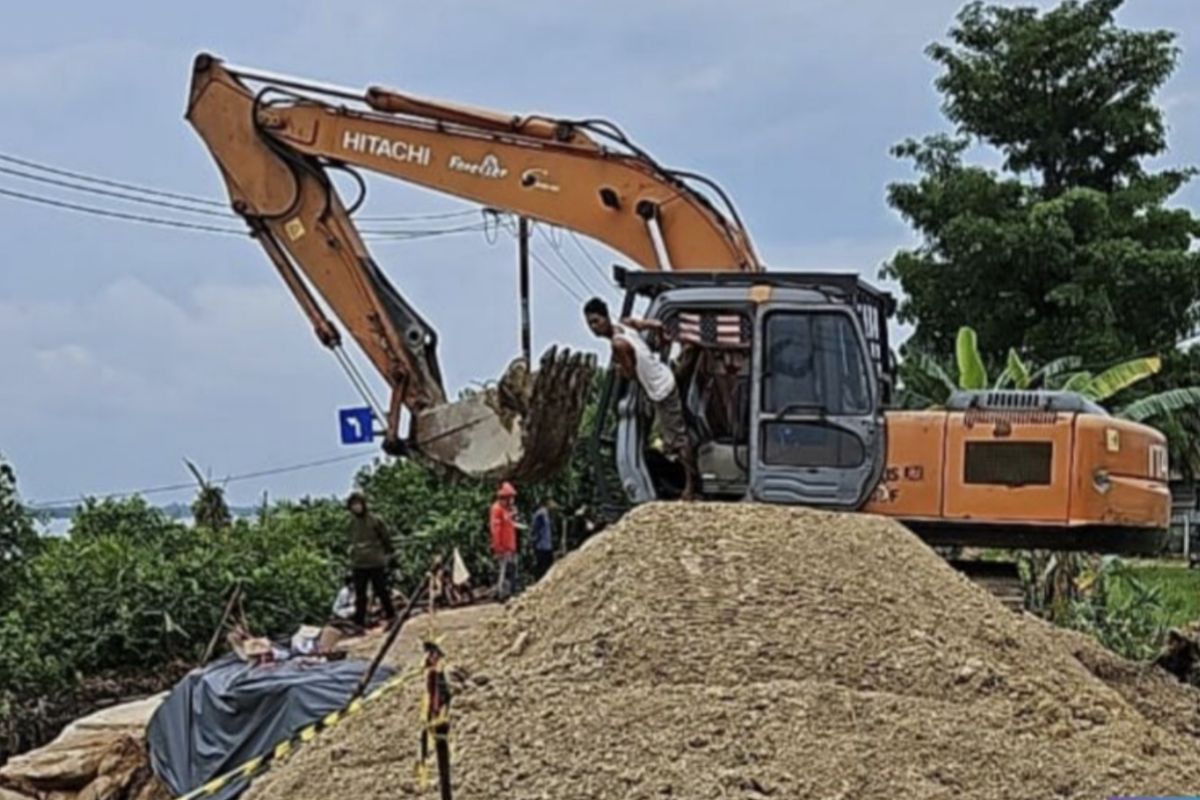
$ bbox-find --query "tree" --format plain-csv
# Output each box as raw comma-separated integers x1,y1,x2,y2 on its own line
68,496,179,541
185,460,231,531
0,455,38,601
884,0,1200,368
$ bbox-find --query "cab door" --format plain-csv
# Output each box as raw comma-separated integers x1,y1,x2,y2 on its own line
748,306,885,508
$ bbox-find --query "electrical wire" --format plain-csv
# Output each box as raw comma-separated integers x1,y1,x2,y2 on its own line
358,209,479,222
534,223,607,299
527,245,585,303
482,209,502,245
0,183,494,242
27,451,376,509
0,151,226,207
0,186,246,235
568,230,617,288
361,223,488,238
0,150,512,232
497,214,584,302
0,164,236,218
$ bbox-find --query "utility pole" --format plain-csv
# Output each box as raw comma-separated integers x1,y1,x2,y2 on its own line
518,216,532,365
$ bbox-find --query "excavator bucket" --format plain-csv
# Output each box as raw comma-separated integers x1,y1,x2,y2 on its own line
414,346,598,483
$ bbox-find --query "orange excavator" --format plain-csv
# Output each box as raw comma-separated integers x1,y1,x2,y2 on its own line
186,55,1170,555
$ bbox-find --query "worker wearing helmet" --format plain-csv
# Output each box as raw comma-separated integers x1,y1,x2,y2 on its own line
490,482,521,600
346,491,397,629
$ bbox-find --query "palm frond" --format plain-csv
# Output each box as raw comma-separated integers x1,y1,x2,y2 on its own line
955,326,988,390
1060,372,1094,394
1035,356,1084,389
1004,348,1031,390
1119,387,1200,422
899,350,957,406
1084,356,1162,401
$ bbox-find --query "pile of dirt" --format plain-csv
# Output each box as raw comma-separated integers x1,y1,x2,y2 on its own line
247,503,1200,799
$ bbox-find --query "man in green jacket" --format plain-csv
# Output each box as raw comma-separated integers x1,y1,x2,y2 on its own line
346,491,397,629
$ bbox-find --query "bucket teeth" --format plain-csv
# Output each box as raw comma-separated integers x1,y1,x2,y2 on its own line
414,347,597,482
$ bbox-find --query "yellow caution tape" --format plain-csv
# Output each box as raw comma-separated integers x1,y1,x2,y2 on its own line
173,667,420,800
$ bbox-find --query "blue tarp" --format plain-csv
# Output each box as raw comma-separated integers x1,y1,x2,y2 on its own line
147,653,393,800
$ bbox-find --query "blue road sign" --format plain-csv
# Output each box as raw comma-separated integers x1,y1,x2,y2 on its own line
338,407,375,445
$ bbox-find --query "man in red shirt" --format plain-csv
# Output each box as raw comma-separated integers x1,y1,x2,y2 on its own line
490,482,520,600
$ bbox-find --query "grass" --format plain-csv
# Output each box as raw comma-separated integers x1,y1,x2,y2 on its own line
1115,560,1200,630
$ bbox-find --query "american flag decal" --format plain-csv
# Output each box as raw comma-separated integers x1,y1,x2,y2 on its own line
671,312,750,347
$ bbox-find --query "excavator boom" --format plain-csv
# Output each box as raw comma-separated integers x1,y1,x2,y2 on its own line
185,54,758,479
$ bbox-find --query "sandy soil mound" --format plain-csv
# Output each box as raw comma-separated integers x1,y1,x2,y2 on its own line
247,503,1200,799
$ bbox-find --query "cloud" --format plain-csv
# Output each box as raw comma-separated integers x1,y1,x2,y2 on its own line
0,276,333,424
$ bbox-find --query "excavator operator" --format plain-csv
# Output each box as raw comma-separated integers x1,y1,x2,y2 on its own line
583,297,698,500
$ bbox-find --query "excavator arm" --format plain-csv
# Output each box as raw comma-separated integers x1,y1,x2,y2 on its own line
184,53,759,479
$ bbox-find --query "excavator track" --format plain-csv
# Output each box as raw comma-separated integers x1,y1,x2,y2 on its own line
947,559,1026,611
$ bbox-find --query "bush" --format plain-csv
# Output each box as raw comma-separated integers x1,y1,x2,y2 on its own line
357,459,492,592
1055,557,1170,661
0,494,350,748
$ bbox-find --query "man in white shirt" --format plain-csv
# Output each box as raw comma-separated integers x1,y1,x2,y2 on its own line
584,297,697,500
332,573,356,620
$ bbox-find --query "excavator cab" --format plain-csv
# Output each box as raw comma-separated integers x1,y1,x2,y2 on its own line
598,270,892,510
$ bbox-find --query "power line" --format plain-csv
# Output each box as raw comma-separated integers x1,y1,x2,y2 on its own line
366,228,487,242
528,245,586,303
0,186,246,235
568,230,617,289
361,223,488,238
534,223,608,299
0,150,500,224
0,164,236,218
358,209,479,222
27,450,376,509
0,151,226,208
0,184,494,241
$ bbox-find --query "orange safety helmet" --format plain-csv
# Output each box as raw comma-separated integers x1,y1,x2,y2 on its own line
497,482,517,498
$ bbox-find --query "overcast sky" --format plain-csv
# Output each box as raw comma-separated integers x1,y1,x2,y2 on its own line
1,0,1197,508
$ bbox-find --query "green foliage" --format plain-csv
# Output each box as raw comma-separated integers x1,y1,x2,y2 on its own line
885,0,1200,372
1112,563,1200,630
192,486,232,530
356,458,492,594
1121,388,1200,424
0,455,39,596
894,350,950,408
0,494,345,733
186,460,232,530
929,0,1178,194
1018,553,1180,661
1030,356,1083,389
997,348,1031,390
955,327,988,390
68,496,178,541
1058,557,1169,661
1080,356,1162,401
355,377,602,594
